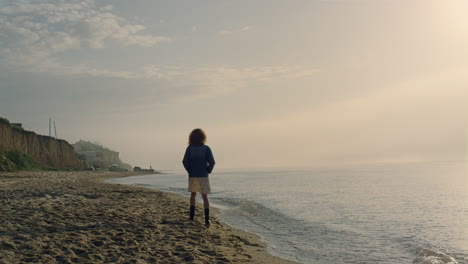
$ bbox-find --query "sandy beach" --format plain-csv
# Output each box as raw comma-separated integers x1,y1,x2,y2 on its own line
0,171,297,264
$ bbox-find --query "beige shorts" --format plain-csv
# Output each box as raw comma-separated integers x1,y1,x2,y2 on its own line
188,177,211,194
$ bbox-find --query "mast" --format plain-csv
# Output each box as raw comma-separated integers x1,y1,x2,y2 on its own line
53,121,57,139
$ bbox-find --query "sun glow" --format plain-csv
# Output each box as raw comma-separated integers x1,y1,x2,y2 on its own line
435,0,468,36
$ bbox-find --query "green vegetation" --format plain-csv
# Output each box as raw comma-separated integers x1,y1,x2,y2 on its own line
0,149,77,172
11,124,25,132
73,140,113,152
0,116,35,135
0,149,46,171
0,116,11,125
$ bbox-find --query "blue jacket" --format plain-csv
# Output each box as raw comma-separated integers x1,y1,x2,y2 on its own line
182,145,215,178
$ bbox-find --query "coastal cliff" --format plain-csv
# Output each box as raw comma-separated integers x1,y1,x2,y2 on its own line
0,117,84,170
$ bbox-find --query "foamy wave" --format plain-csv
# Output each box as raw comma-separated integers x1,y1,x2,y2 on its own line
413,248,458,264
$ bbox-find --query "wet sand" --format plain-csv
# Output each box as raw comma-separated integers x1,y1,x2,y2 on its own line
0,171,297,264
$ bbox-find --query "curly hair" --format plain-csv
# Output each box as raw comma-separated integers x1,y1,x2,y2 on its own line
188,128,206,145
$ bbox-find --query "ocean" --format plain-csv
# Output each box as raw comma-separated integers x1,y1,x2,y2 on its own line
107,161,467,264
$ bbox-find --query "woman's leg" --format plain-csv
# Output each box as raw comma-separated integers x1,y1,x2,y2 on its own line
201,194,210,209
190,192,197,206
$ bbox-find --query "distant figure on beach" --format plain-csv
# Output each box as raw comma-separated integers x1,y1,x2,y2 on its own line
182,128,216,227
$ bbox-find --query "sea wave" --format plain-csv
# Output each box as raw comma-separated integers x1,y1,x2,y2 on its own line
413,248,459,264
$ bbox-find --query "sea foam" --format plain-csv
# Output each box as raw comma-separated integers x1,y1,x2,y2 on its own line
413,248,459,264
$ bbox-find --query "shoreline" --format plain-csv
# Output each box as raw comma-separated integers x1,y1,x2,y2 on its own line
0,170,298,264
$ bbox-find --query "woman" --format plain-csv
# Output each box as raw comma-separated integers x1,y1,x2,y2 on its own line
182,128,216,227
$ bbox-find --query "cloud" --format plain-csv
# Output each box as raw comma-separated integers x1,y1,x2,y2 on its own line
43,63,318,96
0,1,316,103
0,0,173,72
218,25,252,36
134,65,319,102
170,65,318,99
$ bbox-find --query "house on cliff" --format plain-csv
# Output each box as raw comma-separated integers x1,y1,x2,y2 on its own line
73,140,131,170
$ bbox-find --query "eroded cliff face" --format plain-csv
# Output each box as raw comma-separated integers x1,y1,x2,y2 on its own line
0,121,84,169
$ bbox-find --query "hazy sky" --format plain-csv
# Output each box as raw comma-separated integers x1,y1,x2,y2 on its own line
0,0,466,170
